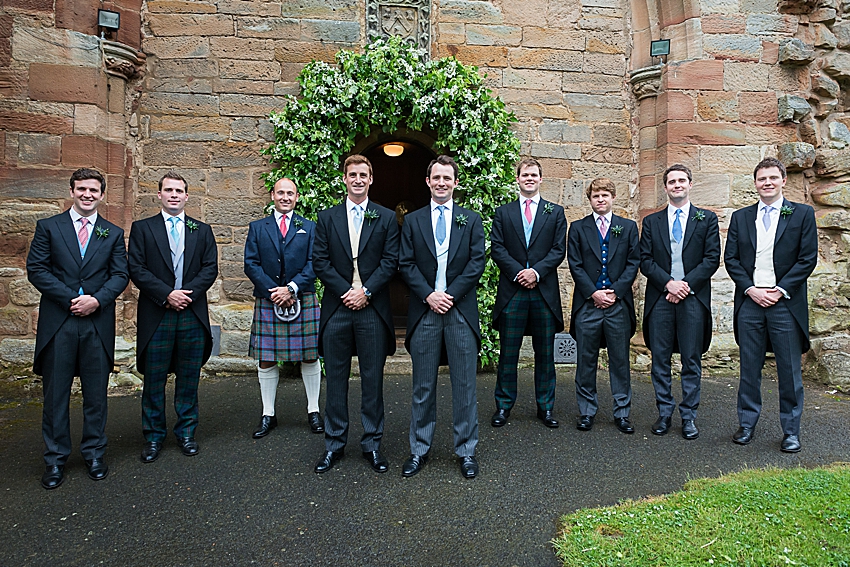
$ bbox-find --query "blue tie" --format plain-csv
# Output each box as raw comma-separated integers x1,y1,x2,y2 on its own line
672,209,683,243
168,216,180,244
436,205,446,245
762,206,773,231
353,205,363,233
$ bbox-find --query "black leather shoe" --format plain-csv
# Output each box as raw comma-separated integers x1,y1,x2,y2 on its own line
308,412,324,434
85,458,109,481
733,426,754,445
615,417,635,434
651,415,672,436
178,437,199,457
362,450,388,473
141,441,162,463
41,465,64,490
576,415,595,431
402,454,428,477
781,434,801,453
314,450,344,474
537,409,559,428
491,408,510,427
460,455,478,479
681,419,699,440
252,415,277,439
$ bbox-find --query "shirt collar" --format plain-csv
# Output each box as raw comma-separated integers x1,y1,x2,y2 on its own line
273,209,292,224
431,199,453,213
521,194,540,206
592,211,612,224
69,208,98,226
758,198,782,211
346,197,369,211
161,210,186,223
667,202,690,217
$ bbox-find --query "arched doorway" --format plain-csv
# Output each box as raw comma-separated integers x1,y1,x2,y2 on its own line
356,136,436,340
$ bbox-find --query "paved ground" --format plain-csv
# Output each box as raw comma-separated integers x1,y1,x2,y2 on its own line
1,369,848,567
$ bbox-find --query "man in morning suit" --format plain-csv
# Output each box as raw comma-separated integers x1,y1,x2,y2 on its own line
27,168,129,489
640,164,720,440
244,177,323,440
311,154,400,474
567,178,640,434
490,157,567,429
399,155,486,479
128,171,218,462
724,157,817,453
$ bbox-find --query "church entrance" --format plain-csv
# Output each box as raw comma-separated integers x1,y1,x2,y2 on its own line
359,138,436,340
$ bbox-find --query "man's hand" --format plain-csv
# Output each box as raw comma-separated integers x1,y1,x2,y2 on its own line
665,280,690,300
665,292,682,304
268,287,294,308
426,291,454,314
341,288,368,311
591,289,616,309
167,289,194,311
70,295,100,316
747,287,783,308
516,269,538,289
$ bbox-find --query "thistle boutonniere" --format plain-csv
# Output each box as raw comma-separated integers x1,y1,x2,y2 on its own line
543,202,554,215
94,226,109,239
293,217,303,229
611,225,623,236
455,214,468,226
185,219,199,232
691,210,706,222
779,205,795,219
363,209,379,225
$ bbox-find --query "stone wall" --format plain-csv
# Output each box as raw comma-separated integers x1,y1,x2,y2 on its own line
1,0,848,388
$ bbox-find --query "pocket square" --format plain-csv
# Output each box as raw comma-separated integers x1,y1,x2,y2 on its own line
297,228,307,234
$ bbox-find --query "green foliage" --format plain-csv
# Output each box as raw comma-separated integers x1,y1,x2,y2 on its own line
263,36,521,367
553,464,850,566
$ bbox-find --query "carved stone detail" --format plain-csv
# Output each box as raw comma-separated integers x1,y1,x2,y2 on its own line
629,64,663,100
101,39,146,81
366,0,431,59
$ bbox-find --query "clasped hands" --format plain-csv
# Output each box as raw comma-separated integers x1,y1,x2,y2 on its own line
746,286,784,308
427,291,454,314
341,287,368,311
268,286,295,308
70,295,100,316
591,289,617,309
665,280,691,304
516,268,538,289
167,289,194,311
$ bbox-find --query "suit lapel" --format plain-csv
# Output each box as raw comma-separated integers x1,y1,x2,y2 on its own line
60,211,83,266
744,204,757,251
418,208,437,259
283,213,300,247
527,200,548,248
657,211,672,256
331,205,354,259
607,215,623,258
184,215,198,273
152,215,173,269
357,204,377,256
448,206,464,261
582,216,602,261
81,219,106,270
682,206,697,250
774,198,790,244
263,215,283,257
510,201,525,245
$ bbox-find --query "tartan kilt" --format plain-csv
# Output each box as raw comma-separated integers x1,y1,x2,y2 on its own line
249,293,319,362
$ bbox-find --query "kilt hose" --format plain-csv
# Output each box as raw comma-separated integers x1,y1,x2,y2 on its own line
249,293,319,362
495,287,558,412
142,308,206,442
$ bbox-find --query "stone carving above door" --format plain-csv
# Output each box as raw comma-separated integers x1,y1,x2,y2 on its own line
366,0,431,58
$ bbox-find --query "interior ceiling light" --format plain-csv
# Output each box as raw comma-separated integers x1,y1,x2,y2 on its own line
383,144,404,157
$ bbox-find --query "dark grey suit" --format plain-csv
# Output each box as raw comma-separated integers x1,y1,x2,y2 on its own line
567,214,639,418
313,201,399,453
640,206,720,420
724,198,817,435
399,203,485,457
27,211,129,466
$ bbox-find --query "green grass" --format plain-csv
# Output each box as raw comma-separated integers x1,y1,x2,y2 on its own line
553,464,850,567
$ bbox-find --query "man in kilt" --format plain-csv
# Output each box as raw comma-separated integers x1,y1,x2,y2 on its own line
128,171,219,462
312,155,400,474
244,177,323,438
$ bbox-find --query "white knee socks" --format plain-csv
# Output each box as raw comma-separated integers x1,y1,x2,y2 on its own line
257,363,279,417
301,360,322,414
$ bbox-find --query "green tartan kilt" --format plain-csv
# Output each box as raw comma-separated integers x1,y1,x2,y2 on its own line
248,293,319,362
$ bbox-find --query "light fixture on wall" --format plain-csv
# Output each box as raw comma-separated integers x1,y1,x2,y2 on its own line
383,143,404,157
98,9,120,40
650,39,670,64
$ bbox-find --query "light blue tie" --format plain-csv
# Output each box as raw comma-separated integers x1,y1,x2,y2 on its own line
672,209,683,243
168,216,180,244
353,205,363,233
762,206,773,230
436,205,446,245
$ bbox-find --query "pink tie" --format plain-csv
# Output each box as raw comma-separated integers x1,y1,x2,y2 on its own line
598,216,608,239
524,199,533,224
280,215,288,238
78,217,89,248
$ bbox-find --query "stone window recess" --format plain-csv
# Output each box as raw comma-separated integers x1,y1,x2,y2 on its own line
366,0,431,58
